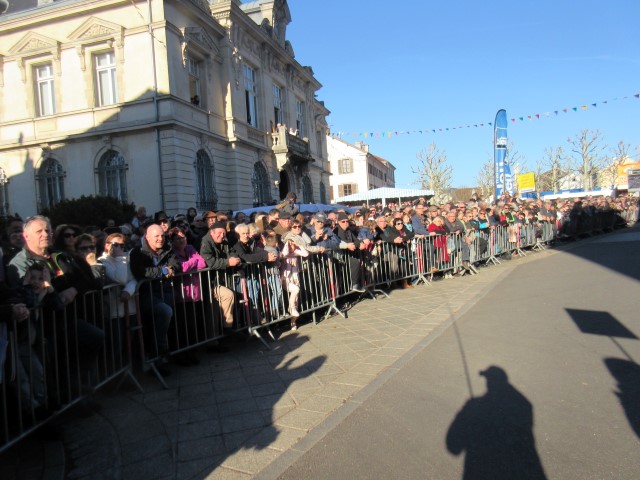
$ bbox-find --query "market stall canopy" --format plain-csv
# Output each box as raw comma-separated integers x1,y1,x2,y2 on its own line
334,187,434,207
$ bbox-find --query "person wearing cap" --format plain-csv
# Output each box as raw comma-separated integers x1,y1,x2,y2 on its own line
199,221,240,329
334,212,366,292
273,211,293,242
203,211,217,229
308,214,339,250
154,211,171,234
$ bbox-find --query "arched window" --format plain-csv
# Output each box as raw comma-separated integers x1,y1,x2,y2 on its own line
0,167,9,217
252,162,271,206
36,157,65,211
302,175,313,203
97,150,128,202
195,149,218,211
319,181,327,204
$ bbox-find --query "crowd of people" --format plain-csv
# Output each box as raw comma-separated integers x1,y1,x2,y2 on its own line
0,191,636,430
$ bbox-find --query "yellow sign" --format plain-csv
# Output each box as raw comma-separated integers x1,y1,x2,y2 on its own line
617,162,640,186
517,172,536,193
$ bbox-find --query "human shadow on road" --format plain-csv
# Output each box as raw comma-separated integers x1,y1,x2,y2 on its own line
446,365,547,480
604,358,640,440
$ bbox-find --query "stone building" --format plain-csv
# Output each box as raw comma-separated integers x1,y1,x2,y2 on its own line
326,135,395,202
0,0,330,217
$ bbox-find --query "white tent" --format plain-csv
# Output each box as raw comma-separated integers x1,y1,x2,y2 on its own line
334,187,434,207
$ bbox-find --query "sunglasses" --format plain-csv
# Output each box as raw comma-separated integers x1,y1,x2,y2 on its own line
79,245,96,252
110,242,126,248
291,226,302,229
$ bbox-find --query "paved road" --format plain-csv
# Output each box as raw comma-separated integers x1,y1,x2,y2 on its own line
276,230,640,480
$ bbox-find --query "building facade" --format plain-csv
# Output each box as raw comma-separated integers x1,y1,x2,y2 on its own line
0,0,330,217
326,135,395,202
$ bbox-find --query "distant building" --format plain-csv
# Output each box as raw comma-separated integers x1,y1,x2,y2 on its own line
0,0,330,217
326,136,395,202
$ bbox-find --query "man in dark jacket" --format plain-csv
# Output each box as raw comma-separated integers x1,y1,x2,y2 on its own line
200,222,240,328
129,224,181,369
334,213,365,292
7,215,105,398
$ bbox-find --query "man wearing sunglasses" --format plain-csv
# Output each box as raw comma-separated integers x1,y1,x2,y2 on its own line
334,212,366,292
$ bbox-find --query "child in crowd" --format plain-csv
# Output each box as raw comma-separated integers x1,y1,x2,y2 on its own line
280,238,308,331
262,232,284,322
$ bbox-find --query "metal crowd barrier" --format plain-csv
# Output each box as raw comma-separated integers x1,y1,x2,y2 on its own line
2,204,637,451
1,284,141,453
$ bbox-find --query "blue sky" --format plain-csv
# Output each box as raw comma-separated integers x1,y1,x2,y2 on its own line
286,0,640,188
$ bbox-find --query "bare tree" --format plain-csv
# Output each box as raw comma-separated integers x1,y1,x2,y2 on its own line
566,129,607,190
536,146,566,194
612,140,631,163
475,157,494,199
412,143,453,204
599,140,631,188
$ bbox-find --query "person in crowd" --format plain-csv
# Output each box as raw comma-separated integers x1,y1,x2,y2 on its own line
203,211,217,230
282,219,327,255
52,224,81,255
186,207,198,226
383,216,415,288
280,235,308,330
277,192,299,217
428,215,449,274
1,215,24,267
273,211,293,243
98,233,138,333
308,214,339,250
199,221,241,330
129,224,181,376
334,212,366,292
411,204,430,236
444,210,471,272
7,216,105,404
167,227,206,366
261,231,284,319
154,211,171,234
67,234,106,295
131,206,149,234
16,262,63,417
190,214,208,250
261,209,280,231
231,223,277,321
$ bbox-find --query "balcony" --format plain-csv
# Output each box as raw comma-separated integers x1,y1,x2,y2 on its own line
271,125,313,170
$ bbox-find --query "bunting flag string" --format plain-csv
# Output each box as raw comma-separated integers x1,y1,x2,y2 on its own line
330,92,640,140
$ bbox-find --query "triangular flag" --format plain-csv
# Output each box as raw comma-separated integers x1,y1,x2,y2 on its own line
572,107,577,111
581,105,587,111
511,118,516,122
591,103,597,107
535,114,540,119
634,94,639,98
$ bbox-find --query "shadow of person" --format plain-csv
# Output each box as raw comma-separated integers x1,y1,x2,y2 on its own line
446,365,547,480
604,358,640,439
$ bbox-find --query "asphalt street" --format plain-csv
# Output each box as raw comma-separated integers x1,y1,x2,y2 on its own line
276,229,640,480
